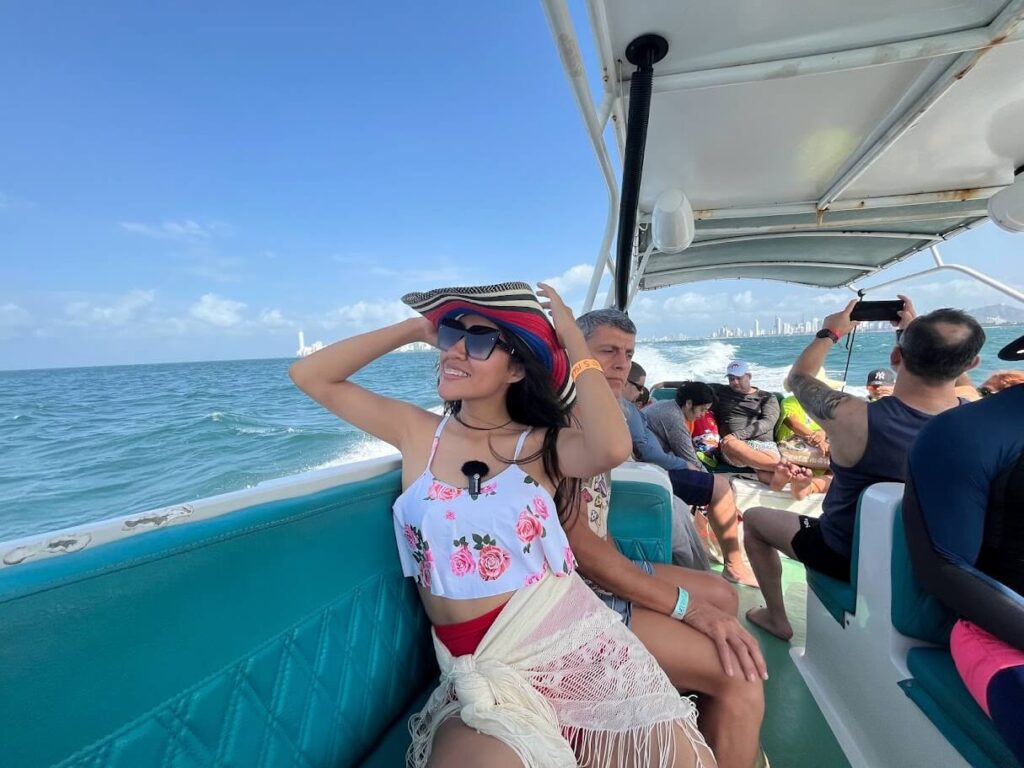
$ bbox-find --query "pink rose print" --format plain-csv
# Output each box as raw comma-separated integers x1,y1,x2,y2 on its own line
479,482,497,496
444,510,456,521
426,481,463,502
531,495,550,520
477,544,512,582
516,510,543,545
418,548,435,590
403,524,419,551
558,545,577,577
449,545,476,577
524,562,549,587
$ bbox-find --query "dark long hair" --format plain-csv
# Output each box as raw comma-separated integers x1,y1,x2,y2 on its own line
675,381,716,409
443,327,580,527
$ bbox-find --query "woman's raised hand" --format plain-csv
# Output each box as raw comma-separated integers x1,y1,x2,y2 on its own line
408,316,438,347
536,282,579,349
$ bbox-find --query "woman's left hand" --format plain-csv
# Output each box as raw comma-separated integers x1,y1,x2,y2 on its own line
537,282,580,348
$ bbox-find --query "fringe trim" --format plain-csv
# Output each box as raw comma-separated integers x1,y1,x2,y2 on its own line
567,695,713,768
406,691,715,768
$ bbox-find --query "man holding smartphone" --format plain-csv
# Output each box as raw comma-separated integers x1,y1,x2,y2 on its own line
738,295,987,641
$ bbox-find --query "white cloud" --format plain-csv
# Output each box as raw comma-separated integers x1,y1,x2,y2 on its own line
120,219,219,241
808,291,854,307
663,292,713,314
903,278,1019,308
326,299,415,329
260,309,292,328
189,293,247,327
731,290,755,309
0,303,33,339
542,263,594,295
64,289,156,327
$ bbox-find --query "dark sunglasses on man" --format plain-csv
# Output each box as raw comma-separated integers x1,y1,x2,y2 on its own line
437,317,516,361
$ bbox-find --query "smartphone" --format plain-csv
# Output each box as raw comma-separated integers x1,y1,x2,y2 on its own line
850,299,904,322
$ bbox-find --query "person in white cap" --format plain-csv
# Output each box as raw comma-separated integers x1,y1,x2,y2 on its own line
709,361,782,481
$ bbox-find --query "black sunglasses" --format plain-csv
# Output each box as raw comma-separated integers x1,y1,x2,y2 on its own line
437,318,515,361
627,379,650,402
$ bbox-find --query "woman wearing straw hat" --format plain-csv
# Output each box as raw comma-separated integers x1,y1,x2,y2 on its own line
290,281,714,767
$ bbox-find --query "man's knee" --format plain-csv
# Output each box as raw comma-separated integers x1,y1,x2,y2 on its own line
710,475,732,504
741,506,772,538
720,440,742,464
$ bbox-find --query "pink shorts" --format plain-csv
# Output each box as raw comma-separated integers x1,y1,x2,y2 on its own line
950,619,1024,716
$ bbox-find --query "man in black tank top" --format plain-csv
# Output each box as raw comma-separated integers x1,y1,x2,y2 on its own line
740,296,986,641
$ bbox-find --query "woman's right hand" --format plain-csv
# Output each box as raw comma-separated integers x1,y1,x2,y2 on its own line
536,282,582,350
683,598,768,682
408,316,438,347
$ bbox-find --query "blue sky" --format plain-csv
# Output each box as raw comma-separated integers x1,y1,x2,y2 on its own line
2,2,1022,370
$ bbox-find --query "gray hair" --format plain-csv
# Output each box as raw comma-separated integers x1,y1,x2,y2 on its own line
576,308,637,339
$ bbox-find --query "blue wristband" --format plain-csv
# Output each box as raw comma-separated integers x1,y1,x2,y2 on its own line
670,587,689,621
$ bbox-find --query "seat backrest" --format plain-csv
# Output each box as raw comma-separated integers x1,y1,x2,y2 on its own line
892,500,957,645
0,469,435,768
608,476,673,564
651,386,677,402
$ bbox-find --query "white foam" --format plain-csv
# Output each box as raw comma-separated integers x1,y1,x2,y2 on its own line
308,436,400,471
635,340,866,397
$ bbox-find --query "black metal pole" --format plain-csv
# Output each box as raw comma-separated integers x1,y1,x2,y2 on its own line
615,34,668,311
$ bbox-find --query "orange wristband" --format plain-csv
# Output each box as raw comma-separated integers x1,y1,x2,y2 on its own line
570,358,603,381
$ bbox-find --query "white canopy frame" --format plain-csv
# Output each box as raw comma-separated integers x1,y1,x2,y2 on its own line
541,0,1024,312
855,244,1024,303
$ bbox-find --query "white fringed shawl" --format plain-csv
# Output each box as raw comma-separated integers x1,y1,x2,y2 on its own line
407,572,713,767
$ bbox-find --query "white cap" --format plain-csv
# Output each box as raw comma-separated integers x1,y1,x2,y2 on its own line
726,360,749,377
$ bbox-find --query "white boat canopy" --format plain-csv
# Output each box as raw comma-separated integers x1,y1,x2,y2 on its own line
542,0,1024,309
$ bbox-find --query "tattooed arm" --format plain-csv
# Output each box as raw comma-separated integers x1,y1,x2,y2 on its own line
790,300,869,466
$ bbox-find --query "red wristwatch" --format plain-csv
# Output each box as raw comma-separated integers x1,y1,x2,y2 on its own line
816,328,840,343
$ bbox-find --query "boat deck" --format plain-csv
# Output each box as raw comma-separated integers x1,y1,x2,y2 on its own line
730,558,851,768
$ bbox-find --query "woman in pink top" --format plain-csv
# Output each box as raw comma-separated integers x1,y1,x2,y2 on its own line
291,281,715,767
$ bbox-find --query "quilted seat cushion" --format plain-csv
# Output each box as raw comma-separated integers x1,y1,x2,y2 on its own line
608,480,673,564
360,686,433,766
901,648,1020,768
0,468,675,767
0,470,436,768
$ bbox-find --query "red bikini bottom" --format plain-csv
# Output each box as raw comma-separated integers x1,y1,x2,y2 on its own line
434,601,508,657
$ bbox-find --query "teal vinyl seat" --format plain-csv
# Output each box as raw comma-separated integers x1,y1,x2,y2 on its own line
804,495,864,626
0,466,673,767
890,507,1019,768
650,386,677,402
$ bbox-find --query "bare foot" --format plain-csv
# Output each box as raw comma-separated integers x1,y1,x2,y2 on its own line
790,466,815,500
723,562,759,588
769,461,794,492
745,606,794,641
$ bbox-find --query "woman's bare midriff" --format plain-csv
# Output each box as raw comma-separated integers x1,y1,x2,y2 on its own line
418,587,518,626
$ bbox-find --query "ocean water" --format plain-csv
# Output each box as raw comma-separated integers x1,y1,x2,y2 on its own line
2,326,1021,543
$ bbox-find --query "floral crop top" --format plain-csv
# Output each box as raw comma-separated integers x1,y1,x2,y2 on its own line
392,414,577,598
